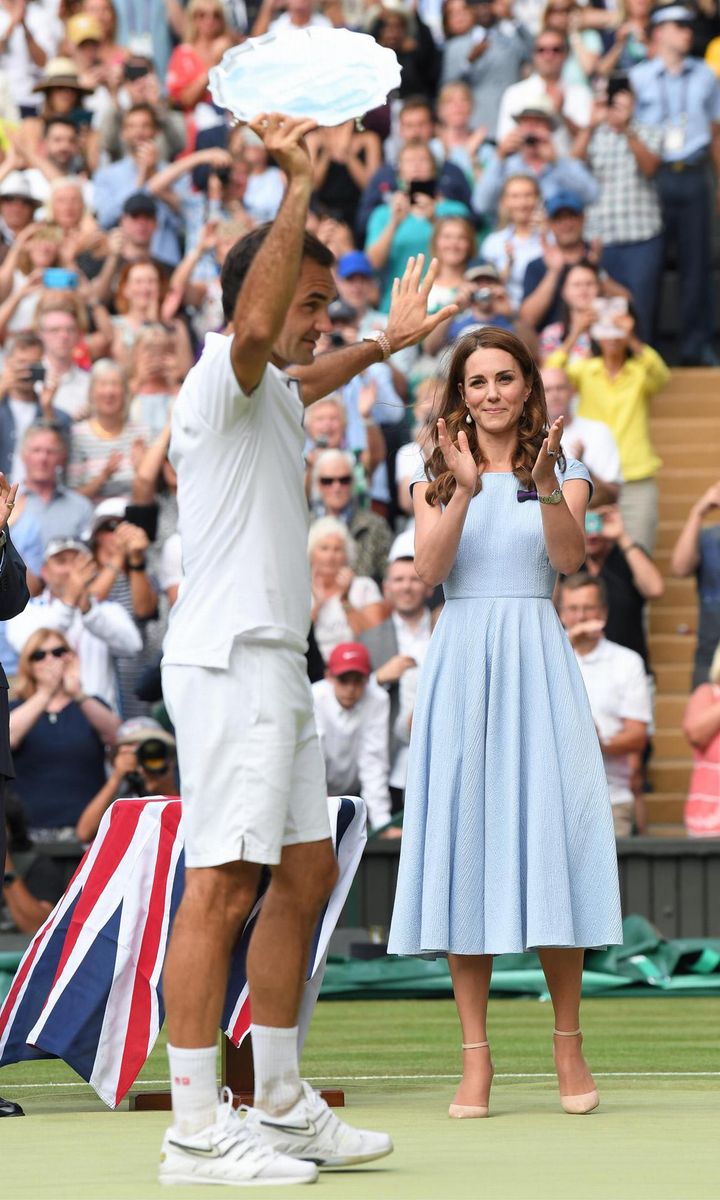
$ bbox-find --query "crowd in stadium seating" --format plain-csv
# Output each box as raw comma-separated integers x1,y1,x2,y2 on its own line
3,0,720,934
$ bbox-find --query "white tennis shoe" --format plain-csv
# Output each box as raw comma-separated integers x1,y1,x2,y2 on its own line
252,1081,393,1167
159,1088,318,1187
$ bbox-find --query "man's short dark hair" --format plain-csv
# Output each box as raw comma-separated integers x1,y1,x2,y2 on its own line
400,95,434,120
44,116,78,136
7,331,43,356
220,223,335,323
124,102,159,129
559,571,608,608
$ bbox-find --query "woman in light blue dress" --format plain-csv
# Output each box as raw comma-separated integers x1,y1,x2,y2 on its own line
387,327,622,1119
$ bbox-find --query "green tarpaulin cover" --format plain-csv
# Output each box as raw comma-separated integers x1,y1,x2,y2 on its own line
318,916,720,1000
2,915,720,1007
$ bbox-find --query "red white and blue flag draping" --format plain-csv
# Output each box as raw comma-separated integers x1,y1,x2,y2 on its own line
0,794,366,1108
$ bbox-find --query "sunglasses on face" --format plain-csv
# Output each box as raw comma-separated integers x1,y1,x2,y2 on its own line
30,646,69,662
319,475,353,486
536,43,565,53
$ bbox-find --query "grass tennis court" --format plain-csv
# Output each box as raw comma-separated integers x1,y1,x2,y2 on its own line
2,996,719,1199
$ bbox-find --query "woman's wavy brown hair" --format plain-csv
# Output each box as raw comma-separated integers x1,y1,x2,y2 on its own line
425,327,563,507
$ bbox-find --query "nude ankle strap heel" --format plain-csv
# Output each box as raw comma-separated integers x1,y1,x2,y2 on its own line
553,1029,599,1115
448,1042,492,1120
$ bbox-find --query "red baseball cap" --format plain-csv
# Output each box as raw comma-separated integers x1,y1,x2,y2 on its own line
327,643,371,678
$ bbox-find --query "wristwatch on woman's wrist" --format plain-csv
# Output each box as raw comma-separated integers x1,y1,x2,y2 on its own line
538,487,563,505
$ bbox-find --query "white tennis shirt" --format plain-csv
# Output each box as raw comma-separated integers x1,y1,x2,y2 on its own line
162,334,312,668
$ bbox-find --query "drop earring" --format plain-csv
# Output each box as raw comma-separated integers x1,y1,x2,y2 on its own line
466,411,473,425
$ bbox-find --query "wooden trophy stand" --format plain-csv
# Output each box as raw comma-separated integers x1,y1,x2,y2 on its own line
130,1037,344,1111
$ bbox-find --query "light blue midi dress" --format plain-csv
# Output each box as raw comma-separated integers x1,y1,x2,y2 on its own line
387,460,623,957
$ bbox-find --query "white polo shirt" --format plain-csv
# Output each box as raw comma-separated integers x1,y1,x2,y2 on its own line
163,335,312,668
563,414,624,488
312,677,392,830
389,608,432,788
573,636,652,806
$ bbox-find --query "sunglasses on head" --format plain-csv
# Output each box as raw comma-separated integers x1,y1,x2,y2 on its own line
30,646,69,662
319,475,353,486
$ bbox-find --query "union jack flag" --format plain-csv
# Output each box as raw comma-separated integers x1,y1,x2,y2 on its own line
0,794,366,1108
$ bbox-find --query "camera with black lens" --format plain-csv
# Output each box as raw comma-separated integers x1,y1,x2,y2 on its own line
136,737,172,775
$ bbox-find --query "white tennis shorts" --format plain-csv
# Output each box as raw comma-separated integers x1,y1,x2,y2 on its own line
162,640,331,868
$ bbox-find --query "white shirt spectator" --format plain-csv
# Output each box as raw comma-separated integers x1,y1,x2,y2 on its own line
244,168,285,224
481,225,544,311
6,591,142,712
0,7,61,111
8,399,36,483
395,440,425,492
158,531,182,597
388,607,432,788
572,636,652,807
563,414,624,490
270,11,331,30
0,68,18,123
313,576,383,663
312,676,392,830
47,363,91,420
496,74,592,155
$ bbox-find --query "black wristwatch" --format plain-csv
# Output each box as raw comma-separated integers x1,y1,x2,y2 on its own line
127,559,147,572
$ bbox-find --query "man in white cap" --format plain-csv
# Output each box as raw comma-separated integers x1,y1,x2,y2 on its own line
5,537,141,711
0,172,41,260
630,5,720,364
76,717,177,842
474,98,599,219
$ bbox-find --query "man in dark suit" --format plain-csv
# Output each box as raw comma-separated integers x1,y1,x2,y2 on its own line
0,472,31,1117
360,541,433,813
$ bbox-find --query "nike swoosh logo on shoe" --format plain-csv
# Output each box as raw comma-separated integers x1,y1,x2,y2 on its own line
167,1141,227,1158
260,1120,317,1137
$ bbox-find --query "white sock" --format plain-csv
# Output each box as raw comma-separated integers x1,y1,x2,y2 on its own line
168,1044,218,1136
251,1024,302,1115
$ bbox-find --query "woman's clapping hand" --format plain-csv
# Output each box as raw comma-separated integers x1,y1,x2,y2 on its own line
437,418,477,495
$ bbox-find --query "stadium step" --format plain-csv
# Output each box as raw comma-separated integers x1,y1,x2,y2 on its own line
648,633,695,664
655,694,690,726
645,821,687,838
655,577,698,606
644,792,689,824
648,759,693,794
656,469,718,499
649,606,697,635
651,417,719,446
645,367,715,830
653,728,693,758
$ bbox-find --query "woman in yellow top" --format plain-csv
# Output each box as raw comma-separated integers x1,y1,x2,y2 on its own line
545,309,669,553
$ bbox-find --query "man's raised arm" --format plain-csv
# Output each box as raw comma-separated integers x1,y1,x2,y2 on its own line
290,255,459,407
229,113,317,395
